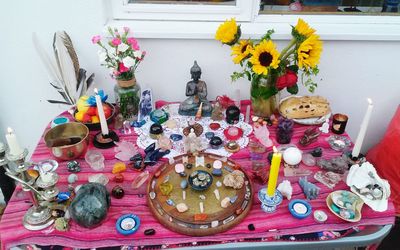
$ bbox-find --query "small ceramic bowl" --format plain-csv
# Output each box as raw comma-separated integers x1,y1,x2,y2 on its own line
188,170,213,191
327,135,351,151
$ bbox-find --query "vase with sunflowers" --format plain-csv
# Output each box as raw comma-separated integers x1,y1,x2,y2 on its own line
215,18,323,117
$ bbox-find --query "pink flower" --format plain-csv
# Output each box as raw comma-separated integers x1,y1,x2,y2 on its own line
119,62,130,73
113,70,120,76
91,35,101,44
123,27,130,33
111,38,121,46
127,37,140,50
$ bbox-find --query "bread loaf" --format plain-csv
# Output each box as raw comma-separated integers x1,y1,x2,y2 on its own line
279,96,330,119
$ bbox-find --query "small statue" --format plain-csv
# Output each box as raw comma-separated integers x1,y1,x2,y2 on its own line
178,61,212,116
299,176,320,200
184,128,204,154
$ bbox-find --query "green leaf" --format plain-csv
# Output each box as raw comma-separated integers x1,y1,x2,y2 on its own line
260,29,275,41
287,65,299,73
245,71,251,81
287,84,299,94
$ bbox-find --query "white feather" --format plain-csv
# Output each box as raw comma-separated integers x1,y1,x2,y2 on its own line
53,31,78,103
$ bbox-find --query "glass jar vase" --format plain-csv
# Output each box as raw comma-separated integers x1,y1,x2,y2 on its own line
250,76,279,118
114,77,141,121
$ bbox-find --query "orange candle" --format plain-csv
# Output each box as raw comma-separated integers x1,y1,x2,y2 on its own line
267,146,282,197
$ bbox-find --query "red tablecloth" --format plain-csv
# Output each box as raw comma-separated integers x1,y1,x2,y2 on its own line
0,100,395,249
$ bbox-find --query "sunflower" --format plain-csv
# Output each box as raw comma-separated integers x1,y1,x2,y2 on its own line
215,18,240,45
297,34,323,70
248,40,280,75
231,40,253,64
293,18,315,38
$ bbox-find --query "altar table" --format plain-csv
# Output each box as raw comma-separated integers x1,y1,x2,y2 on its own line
0,100,395,250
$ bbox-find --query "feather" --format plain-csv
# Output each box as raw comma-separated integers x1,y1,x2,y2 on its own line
53,31,78,103
86,73,95,92
47,100,71,105
76,69,86,101
60,31,80,80
32,33,74,104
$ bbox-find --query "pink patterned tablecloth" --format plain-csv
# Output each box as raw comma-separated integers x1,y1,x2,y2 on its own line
0,100,395,250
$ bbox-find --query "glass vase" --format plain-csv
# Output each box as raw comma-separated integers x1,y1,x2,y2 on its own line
250,77,279,118
114,77,141,121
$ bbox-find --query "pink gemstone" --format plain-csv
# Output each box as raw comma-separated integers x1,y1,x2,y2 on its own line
209,123,221,130
174,163,185,173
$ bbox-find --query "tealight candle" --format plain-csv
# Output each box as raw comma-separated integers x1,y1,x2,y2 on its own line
5,127,24,156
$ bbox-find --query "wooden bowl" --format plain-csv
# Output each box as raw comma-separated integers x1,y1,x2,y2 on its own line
326,190,363,223
44,122,89,161
73,103,116,131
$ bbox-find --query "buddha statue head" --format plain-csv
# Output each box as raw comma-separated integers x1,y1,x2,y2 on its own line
190,61,201,81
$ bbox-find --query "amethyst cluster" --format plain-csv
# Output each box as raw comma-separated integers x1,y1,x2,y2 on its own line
277,118,294,144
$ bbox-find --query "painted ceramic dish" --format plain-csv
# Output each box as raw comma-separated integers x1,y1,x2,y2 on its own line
116,214,141,235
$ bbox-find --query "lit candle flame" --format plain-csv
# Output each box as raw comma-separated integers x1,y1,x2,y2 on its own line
94,88,98,94
273,146,277,153
367,98,373,105
7,127,13,134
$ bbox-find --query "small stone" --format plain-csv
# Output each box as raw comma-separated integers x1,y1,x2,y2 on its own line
52,209,66,218
166,199,175,206
112,162,127,174
223,166,233,172
179,172,187,177
206,163,212,169
144,228,156,236
211,220,219,228
68,174,78,184
67,160,81,173
154,170,161,178
185,163,193,169
54,217,69,232
302,153,316,167
230,195,238,204
212,169,222,176
221,197,231,208
180,180,188,189
170,134,183,142
169,158,175,165
199,194,206,200
216,181,222,187
113,173,124,183
235,208,243,215
149,192,156,200
57,192,71,203
175,163,185,173
209,123,221,130
88,173,109,185
112,185,125,199
130,153,144,170
311,147,323,157
213,160,222,169
248,224,255,231
213,189,220,200
176,203,188,213
194,213,207,221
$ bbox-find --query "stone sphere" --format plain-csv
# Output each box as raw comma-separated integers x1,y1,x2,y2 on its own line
283,147,302,165
69,183,110,228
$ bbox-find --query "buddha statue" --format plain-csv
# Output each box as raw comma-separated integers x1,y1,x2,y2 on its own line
178,61,213,116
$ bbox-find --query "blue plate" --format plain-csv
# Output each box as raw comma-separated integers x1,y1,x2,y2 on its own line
288,199,312,219
116,214,141,235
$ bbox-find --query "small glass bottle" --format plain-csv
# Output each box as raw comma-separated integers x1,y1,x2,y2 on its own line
114,77,141,121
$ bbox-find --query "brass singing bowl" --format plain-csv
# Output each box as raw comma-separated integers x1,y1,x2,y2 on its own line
44,122,89,161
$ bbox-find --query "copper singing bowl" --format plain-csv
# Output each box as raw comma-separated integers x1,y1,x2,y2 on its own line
44,122,89,161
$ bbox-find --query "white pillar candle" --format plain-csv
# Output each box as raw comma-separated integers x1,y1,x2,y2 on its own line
352,98,374,158
5,127,24,156
94,88,109,135
245,105,251,123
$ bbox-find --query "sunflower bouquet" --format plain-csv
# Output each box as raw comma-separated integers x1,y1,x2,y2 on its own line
215,18,323,117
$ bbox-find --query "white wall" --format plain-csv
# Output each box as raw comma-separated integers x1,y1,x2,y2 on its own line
0,0,399,156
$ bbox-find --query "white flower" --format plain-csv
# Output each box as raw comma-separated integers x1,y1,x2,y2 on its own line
98,51,108,63
133,50,142,59
122,56,135,67
118,43,130,53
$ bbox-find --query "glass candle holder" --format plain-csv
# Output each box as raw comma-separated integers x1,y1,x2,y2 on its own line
331,113,348,134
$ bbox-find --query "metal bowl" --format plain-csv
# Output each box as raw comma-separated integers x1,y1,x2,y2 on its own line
73,102,116,131
44,122,89,161
188,170,213,191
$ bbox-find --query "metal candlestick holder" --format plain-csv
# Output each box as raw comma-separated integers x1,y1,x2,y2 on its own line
258,188,283,213
343,151,366,168
5,148,57,231
93,130,119,149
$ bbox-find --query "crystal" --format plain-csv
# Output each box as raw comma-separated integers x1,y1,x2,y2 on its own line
213,189,220,200
316,156,347,174
113,173,124,183
144,143,156,155
149,192,156,200
67,161,81,173
230,195,238,204
175,163,185,173
130,153,143,170
277,118,294,144
69,183,110,228
68,174,78,184
205,132,215,140
211,220,219,228
302,153,316,167
112,162,127,174
253,124,273,147
114,141,138,162
131,171,150,189
179,172,187,177
176,203,188,213
112,185,125,199
180,180,188,189
310,147,323,157
213,160,222,169
158,136,172,151
88,174,109,186
221,197,231,208
170,134,183,142
166,199,175,206
277,180,293,200
194,213,207,221
216,181,222,187
57,192,71,203
212,169,222,176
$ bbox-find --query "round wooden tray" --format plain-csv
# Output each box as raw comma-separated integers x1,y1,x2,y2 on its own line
146,153,253,236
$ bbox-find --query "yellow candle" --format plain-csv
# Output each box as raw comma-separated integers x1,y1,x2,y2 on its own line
267,146,282,197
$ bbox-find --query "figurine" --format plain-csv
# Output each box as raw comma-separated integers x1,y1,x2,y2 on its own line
277,180,293,200
253,123,273,148
138,89,153,121
184,128,204,154
299,127,321,146
299,176,320,200
211,102,224,121
178,61,212,116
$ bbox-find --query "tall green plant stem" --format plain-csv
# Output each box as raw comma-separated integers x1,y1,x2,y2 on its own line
279,38,297,60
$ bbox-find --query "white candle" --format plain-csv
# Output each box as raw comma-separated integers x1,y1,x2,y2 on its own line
94,88,109,135
5,127,24,156
245,105,251,123
352,98,373,158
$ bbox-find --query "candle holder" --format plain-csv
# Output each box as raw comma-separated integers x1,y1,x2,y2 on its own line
258,188,283,213
343,151,366,167
0,143,16,203
93,130,119,149
6,148,34,191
